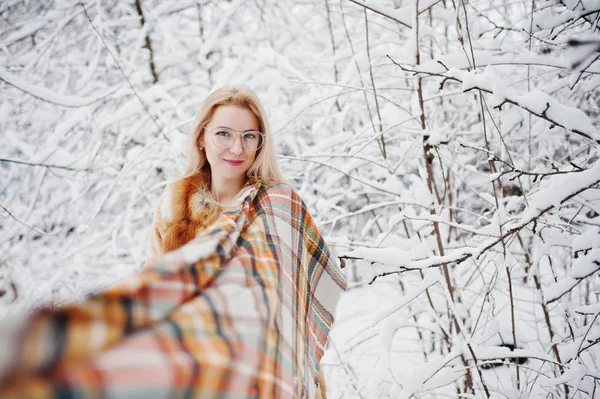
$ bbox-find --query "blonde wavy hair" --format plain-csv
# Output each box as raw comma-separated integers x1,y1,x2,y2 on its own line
183,85,285,187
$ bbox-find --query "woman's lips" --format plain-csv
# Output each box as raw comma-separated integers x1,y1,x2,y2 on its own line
224,159,244,166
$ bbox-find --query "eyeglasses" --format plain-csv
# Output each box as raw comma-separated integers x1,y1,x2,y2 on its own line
205,127,265,152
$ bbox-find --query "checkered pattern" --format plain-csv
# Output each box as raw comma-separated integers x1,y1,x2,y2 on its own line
0,184,347,398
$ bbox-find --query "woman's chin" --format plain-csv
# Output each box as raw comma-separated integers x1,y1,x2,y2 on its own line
216,169,249,182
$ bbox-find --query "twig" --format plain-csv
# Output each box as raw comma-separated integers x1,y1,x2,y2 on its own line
531,270,569,397
574,312,600,360
80,2,168,142
0,158,91,172
134,0,158,83
457,141,585,182
339,1,381,157
348,0,411,28
278,156,403,197
0,203,46,236
364,9,386,159
364,179,599,278
324,0,342,112
546,262,600,305
417,1,478,394
387,56,600,145
348,0,444,28
0,68,116,108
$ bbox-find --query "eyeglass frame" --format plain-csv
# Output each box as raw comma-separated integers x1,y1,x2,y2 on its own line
203,127,265,152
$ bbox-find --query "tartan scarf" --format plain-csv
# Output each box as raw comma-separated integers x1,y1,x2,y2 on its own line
0,183,347,398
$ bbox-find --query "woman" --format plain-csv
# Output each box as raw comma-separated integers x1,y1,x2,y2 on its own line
0,86,346,399
146,85,285,263
146,86,340,398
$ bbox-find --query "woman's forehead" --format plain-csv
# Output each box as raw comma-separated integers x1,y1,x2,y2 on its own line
208,105,259,130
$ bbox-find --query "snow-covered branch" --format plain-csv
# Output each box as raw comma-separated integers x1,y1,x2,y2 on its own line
388,57,600,144
0,68,115,108
345,159,600,274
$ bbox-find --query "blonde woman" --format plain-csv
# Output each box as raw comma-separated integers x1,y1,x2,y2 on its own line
146,85,284,263
0,86,346,399
146,85,340,398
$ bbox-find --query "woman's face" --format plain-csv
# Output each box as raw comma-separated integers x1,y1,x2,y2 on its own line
202,105,260,184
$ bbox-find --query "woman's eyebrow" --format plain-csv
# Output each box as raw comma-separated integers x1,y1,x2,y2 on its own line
213,125,258,132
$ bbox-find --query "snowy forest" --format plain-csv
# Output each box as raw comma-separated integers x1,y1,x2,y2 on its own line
1,0,599,397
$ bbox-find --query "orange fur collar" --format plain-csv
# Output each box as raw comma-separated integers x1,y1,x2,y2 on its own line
161,170,222,253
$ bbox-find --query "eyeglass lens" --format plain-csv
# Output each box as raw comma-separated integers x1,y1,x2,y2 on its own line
211,128,263,151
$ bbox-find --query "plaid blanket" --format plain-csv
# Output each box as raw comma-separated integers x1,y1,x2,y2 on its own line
0,184,347,398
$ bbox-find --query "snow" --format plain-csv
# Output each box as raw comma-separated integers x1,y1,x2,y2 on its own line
559,325,600,363
516,90,596,135
417,49,600,75
574,303,600,315
0,68,116,108
571,249,600,279
398,348,463,399
572,228,600,252
373,274,439,323
2,0,600,398
26,147,92,170
1,19,48,47
344,247,411,266
545,277,580,304
350,1,413,28
524,155,600,219
532,0,600,31
444,68,600,140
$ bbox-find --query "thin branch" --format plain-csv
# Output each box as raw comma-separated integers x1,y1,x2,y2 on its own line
348,0,412,28
364,9,386,159
546,262,600,305
348,0,443,28
135,0,158,84
387,56,600,144
0,158,92,172
278,155,403,197
363,179,600,280
457,142,586,182
80,2,168,142
0,68,116,108
0,203,46,236
338,1,381,154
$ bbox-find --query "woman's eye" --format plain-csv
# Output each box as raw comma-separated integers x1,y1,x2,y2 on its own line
243,133,257,140
216,130,231,137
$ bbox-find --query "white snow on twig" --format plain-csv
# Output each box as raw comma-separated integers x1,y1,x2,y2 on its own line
468,344,555,364
443,67,599,141
349,0,412,28
345,247,411,266
545,250,600,304
533,2,600,32
1,20,48,47
0,68,115,108
415,49,600,74
343,156,600,271
29,147,93,170
524,155,600,218
349,0,440,29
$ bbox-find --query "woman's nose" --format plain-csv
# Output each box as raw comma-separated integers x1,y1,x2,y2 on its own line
229,135,244,155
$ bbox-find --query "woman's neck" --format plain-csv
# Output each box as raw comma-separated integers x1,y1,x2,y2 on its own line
210,174,246,207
